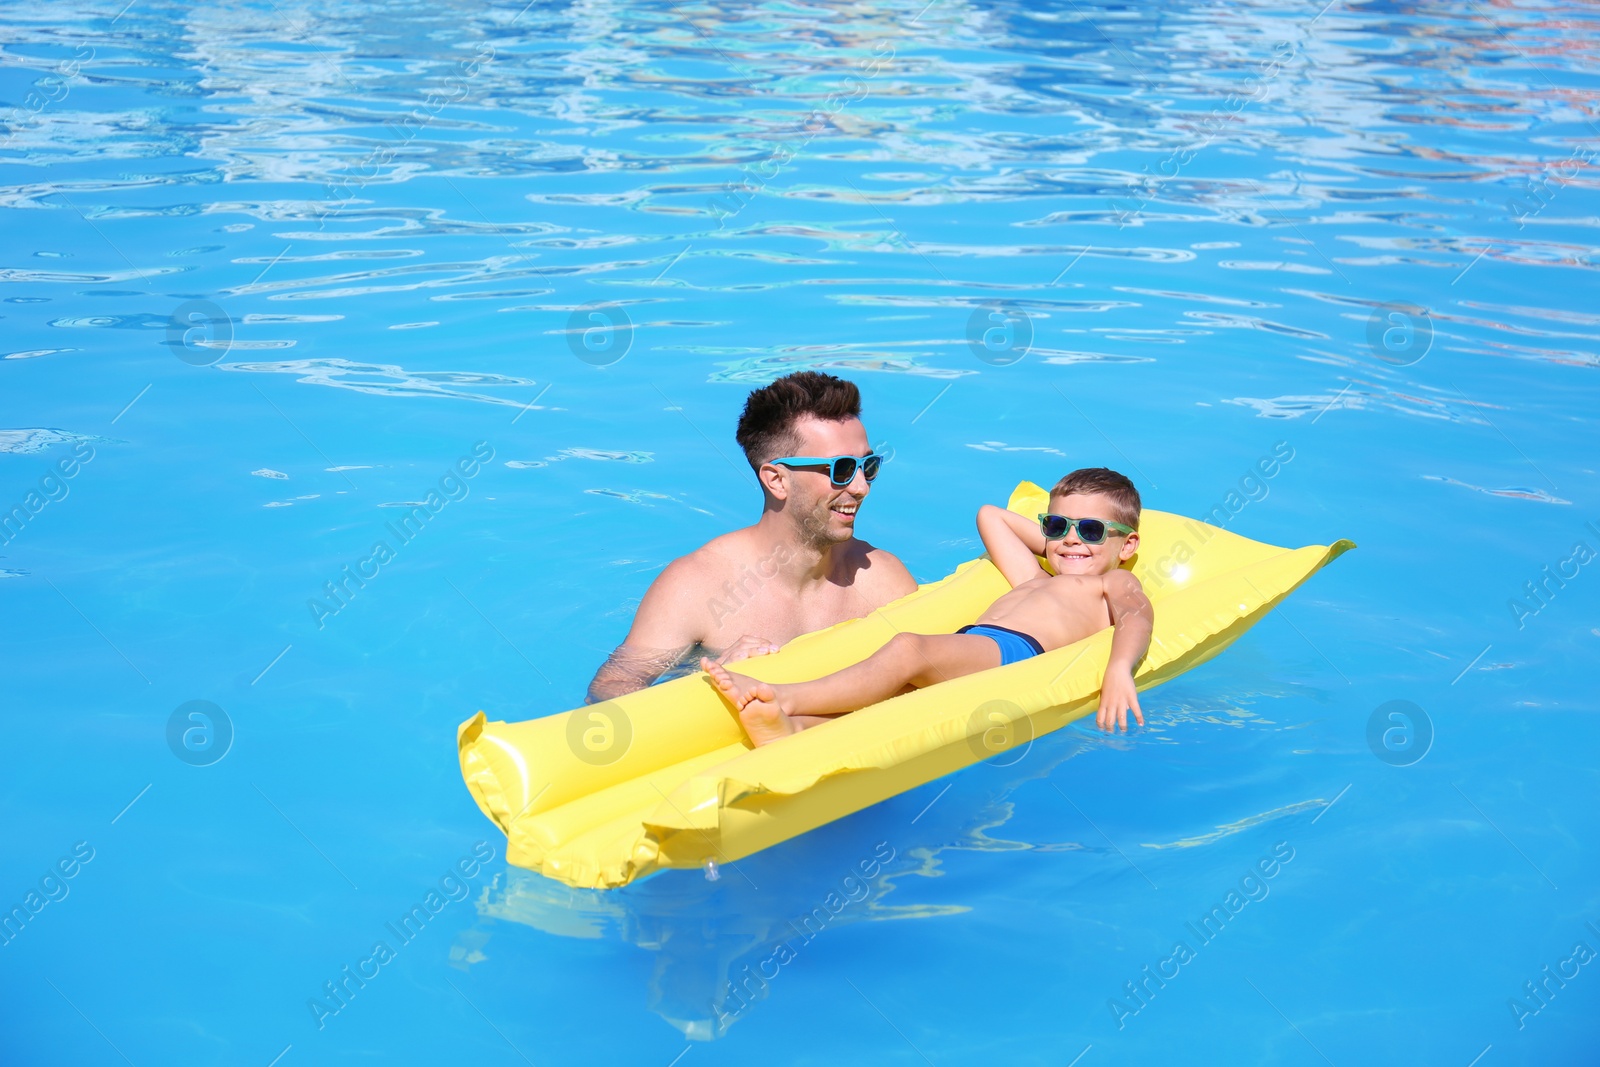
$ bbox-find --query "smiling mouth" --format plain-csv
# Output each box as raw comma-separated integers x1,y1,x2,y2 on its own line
830,501,859,519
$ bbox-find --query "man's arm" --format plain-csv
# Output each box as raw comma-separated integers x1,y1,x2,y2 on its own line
1097,569,1153,732
586,643,694,704
586,557,706,703
976,504,1049,588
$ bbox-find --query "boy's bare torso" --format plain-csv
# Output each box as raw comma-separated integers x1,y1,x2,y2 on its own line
975,572,1117,652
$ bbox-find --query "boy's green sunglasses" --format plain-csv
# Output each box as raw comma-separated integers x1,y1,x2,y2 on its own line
1038,513,1135,545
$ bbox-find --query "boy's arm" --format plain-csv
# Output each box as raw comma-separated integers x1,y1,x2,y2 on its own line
976,504,1049,588
1096,570,1153,732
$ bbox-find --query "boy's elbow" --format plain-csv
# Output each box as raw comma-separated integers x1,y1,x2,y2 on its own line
974,506,997,543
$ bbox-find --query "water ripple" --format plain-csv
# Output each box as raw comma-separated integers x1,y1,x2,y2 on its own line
0,428,99,454
215,358,541,407
1422,475,1571,505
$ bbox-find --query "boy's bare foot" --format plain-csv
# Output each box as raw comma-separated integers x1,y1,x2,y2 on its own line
701,658,797,747
737,695,797,747
701,657,760,708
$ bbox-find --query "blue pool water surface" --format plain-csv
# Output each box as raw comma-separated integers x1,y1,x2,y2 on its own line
2,1,1598,1064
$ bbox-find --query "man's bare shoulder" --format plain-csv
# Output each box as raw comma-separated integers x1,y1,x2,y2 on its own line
673,526,763,574
647,543,724,598
629,528,776,644
643,528,765,597
841,538,919,597
629,536,749,641
847,537,906,568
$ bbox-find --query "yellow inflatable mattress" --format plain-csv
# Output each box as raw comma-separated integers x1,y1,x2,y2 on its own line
457,480,1353,889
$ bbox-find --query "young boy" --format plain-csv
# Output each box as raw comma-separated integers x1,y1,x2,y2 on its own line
703,467,1153,746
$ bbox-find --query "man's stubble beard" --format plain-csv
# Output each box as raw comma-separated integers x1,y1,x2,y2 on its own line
792,493,852,553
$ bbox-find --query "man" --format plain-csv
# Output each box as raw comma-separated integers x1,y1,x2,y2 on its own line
586,372,918,702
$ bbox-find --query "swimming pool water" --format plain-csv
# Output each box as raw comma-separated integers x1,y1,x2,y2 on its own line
2,1,1597,1064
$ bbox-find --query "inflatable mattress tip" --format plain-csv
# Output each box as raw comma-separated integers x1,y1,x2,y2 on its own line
458,711,487,746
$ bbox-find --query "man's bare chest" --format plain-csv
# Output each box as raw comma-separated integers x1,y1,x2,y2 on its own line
707,580,866,644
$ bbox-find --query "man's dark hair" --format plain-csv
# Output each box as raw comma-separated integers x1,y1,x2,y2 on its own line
736,372,862,471
1050,468,1141,529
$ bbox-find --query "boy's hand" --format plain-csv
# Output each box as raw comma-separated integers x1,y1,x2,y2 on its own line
1096,667,1144,732
1099,571,1151,732
976,504,1050,589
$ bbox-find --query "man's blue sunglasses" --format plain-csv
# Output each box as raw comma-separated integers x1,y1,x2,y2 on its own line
767,450,885,488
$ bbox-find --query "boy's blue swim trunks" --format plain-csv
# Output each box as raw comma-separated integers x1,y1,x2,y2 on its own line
956,623,1046,666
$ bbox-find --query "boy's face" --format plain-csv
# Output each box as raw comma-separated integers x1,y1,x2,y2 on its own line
1044,491,1139,576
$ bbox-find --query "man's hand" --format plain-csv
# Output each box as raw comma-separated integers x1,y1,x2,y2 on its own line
714,634,782,666
1096,667,1144,732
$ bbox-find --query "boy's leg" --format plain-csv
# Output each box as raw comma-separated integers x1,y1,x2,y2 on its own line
715,632,1002,720
800,632,1004,715
896,632,1005,688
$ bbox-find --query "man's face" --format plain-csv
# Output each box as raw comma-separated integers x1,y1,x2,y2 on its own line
780,415,874,547
1043,492,1140,576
